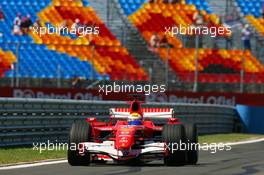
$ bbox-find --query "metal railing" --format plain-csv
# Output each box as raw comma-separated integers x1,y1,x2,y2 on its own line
0,98,239,147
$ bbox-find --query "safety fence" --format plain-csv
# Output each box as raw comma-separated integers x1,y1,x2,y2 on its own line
0,98,238,147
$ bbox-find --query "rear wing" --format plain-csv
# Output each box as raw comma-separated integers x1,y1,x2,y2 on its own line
110,108,174,119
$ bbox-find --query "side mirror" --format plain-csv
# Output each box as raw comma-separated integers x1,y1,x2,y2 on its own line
168,117,179,124
86,117,97,123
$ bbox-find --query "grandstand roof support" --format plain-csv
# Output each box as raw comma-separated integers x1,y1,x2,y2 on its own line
165,45,170,88
91,45,95,80
15,43,20,88
240,48,246,93
193,34,199,92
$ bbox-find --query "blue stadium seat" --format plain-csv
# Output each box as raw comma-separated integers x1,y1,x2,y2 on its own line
236,0,264,18
118,0,211,16
119,0,146,15
0,0,104,80
2,44,101,79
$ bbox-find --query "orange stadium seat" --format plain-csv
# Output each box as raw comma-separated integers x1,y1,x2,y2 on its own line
247,15,264,36
0,49,17,77
33,0,148,81
128,2,264,83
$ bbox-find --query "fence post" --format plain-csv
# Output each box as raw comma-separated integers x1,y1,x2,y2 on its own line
240,48,245,93
193,34,199,92
91,45,95,80
15,43,20,87
57,64,61,88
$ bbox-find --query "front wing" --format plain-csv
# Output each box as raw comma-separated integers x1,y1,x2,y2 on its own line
79,141,165,160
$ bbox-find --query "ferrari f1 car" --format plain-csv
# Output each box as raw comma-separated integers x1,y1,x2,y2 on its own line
67,100,198,166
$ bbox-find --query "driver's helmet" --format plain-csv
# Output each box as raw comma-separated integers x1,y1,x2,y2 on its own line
128,112,143,125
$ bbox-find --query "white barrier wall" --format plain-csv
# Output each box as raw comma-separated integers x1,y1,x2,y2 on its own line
0,98,238,147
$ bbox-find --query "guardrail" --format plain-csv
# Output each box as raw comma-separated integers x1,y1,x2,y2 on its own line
0,98,238,147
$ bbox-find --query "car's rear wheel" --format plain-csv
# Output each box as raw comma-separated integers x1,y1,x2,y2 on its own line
67,121,92,166
162,124,186,166
184,123,198,164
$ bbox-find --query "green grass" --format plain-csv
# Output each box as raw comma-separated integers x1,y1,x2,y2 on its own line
0,133,263,165
0,147,66,165
198,133,264,144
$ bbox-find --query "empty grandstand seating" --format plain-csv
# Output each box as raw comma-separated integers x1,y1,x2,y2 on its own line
236,0,264,18
1,0,264,84
124,1,264,83
247,15,264,36
118,0,211,16
0,0,148,81
1,43,101,79
236,0,264,37
185,0,211,12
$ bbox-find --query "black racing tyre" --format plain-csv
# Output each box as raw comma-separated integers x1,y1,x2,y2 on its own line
184,123,198,164
162,124,186,166
67,121,92,166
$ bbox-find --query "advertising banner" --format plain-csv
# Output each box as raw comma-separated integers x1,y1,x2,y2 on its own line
0,87,263,106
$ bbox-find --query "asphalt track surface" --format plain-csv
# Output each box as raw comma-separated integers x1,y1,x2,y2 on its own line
1,142,264,175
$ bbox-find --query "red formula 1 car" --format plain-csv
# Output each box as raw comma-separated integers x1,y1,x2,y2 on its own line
67,99,198,166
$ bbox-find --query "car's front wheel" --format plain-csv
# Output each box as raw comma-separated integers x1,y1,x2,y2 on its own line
67,121,91,166
184,123,198,164
162,124,186,166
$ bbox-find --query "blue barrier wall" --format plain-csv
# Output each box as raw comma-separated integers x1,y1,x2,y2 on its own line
236,105,264,134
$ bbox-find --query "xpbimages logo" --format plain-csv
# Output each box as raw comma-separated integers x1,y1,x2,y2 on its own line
164,24,232,37
33,23,99,37
32,140,232,154
98,82,166,95
164,140,232,154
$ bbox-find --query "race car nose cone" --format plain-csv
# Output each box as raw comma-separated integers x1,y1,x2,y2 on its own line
117,136,132,149
115,127,136,149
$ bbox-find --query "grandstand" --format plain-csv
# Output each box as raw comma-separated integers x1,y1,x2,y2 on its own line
0,0,264,93
0,0,148,81
236,0,264,61
122,1,264,84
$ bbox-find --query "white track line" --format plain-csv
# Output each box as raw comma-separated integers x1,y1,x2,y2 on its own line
1,138,264,170
224,137,264,146
199,137,264,149
0,160,67,170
